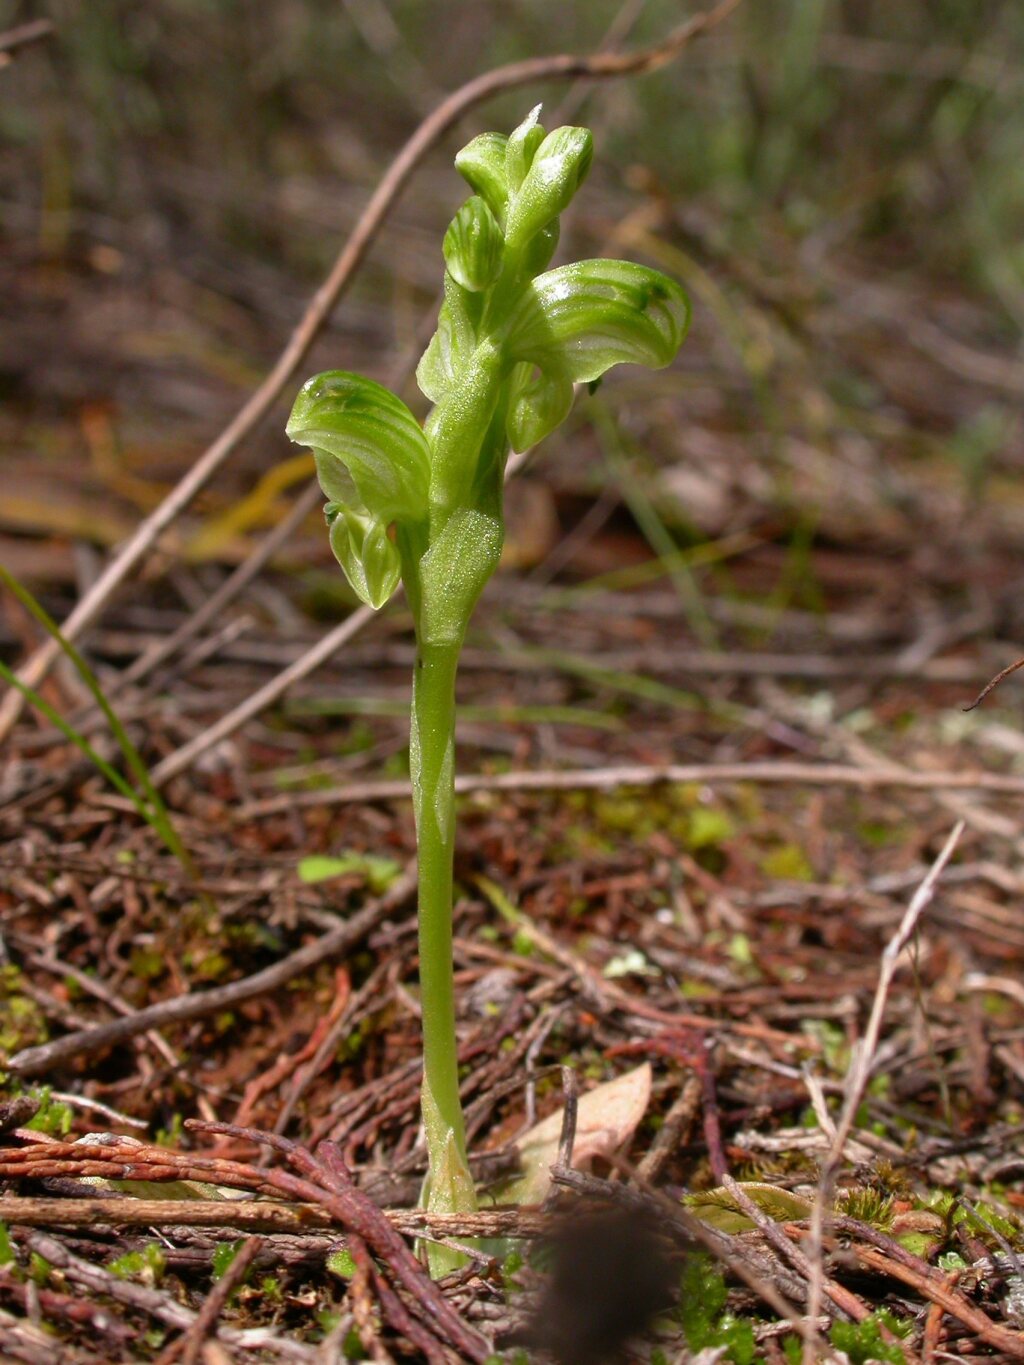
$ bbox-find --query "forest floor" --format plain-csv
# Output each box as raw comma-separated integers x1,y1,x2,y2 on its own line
5,396,1024,1361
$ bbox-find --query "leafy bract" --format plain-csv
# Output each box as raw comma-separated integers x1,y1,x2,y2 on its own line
286,371,430,525
416,275,482,404
505,259,690,384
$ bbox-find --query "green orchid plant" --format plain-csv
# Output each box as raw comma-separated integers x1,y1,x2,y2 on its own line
286,106,689,1259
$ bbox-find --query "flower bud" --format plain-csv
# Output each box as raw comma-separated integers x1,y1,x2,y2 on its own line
454,132,509,218
443,195,504,292
328,505,401,610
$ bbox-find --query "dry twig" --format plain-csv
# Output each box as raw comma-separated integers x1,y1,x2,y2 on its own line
802,821,965,1363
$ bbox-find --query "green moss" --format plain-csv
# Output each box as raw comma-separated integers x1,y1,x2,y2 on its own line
188,950,232,982
834,1187,895,1229
108,1244,166,1286
0,966,48,1055
687,806,735,851
154,1113,184,1147
130,946,166,981
210,1239,247,1288
29,1252,51,1285
326,1248,357,1280
761,842,814,882
24,1088,72,1137
675,1255,758,1363
830,1311,910,1364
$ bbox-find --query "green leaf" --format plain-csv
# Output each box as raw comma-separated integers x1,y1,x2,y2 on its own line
454,131,509,218
298,852,400,892
685,1182,812,1234
505,363,574,452
286,371,430,525
505,124,593,247
505,259,690,384
443,195,504,292
327,504,401,609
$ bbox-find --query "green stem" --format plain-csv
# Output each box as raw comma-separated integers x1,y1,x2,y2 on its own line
410,638,476,1238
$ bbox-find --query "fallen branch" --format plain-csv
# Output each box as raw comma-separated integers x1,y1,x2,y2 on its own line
0,19,54,60
235,759,1024,819
0,1195,549,1239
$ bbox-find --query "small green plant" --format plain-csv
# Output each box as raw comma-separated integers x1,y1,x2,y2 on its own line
286,106,689,1262
0,564,196,881
108,1243,167,1287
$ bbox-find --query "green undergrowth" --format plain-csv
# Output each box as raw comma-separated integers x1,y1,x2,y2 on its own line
669,1253,758,1363
0,967,49,1058
661,1256,914,1365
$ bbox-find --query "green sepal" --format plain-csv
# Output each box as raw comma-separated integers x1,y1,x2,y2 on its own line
505,125,593,248
505,259,690,383
287,371,430,525
505,104,545,192
506,363,574,453
327,503,402,609
454,131,509,218
442,195,504,293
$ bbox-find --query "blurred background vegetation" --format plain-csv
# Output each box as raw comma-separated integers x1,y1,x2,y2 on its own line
1,0,1023,629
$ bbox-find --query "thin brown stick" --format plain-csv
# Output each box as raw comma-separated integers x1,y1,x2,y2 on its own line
0,1195,550,1239
235,759,1024,819
180,1121,489,1363
6,870,414,1077
963,654,1024,711
717,1175,871,1325
0,0,742,745
118,482,324,697
554,1065,579,1173
0,19,54,58
802,821,965,1364
369,1262,449,1365
346,1237,398,1365
149,603,375,785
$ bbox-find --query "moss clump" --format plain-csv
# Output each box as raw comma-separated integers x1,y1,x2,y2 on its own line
674,1255,757,1364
